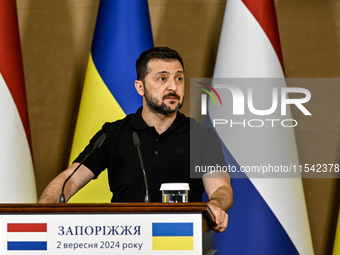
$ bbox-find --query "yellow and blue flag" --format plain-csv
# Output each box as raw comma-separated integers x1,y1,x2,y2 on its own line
68,0,153,203
152,223,194,251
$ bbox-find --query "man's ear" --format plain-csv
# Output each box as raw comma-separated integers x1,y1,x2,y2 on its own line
134,80,144,96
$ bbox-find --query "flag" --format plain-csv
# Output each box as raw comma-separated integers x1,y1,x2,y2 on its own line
68,0,153,202
152,223,194,250
7,223,47,251
0,0,37,202
209,0,314,254
334,208,340,255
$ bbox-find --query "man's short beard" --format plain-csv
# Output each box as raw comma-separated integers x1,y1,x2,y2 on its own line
144,87,183,115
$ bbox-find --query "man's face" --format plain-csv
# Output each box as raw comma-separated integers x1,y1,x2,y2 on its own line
142,59,185,115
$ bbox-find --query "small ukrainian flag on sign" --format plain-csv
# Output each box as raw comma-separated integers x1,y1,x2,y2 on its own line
152,222,193,250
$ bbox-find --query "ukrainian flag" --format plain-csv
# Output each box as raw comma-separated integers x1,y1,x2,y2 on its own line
152,223,194,250
68,0,153,203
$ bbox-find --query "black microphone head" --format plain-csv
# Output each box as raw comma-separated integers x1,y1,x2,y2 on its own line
93,133,106,149
132,131,141,147
59,193,65,203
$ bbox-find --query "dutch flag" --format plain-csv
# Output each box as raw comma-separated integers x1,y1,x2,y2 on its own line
210,0,314,254
7,223,47,251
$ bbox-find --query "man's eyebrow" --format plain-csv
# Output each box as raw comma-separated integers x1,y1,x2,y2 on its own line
155,70,184,75
156,71,170,75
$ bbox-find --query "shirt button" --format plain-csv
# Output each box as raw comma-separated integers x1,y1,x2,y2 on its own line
154,151,158,155
155,138,159,142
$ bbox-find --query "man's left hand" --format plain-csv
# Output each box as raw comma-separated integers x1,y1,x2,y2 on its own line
208,203,229,233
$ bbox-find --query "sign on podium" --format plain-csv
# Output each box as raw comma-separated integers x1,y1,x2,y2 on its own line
0,203,217,255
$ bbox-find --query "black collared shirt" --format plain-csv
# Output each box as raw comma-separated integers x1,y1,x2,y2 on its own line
75,107,226,202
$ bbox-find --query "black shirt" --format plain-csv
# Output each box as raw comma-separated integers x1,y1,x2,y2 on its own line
74,107,226,202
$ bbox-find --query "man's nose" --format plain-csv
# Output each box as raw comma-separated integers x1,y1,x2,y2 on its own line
167,78,178,91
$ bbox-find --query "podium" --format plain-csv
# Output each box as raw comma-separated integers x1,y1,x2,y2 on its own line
0,203,217,255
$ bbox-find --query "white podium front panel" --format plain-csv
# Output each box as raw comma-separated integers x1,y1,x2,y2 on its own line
0,213,202,255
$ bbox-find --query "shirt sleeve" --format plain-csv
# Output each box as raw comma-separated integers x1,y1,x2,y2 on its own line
72,124,109,179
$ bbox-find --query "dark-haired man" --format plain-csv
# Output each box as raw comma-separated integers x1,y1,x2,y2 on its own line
38,47,233,233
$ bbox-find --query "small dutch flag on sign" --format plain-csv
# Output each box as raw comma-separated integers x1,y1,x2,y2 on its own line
7,223,47,251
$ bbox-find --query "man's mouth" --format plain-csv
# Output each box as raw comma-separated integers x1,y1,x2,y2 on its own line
164,93,180,100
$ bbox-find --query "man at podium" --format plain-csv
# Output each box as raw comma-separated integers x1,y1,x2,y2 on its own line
38,47,233,233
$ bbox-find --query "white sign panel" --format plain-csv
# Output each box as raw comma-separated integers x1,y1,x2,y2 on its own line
0,213,202,255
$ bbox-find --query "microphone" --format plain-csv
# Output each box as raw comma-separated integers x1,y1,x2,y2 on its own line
59,133,107,203
132,131,149,202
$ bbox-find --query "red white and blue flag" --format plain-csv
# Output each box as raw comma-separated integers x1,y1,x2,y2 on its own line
7,223,47,251
210,0,314,254
0,0,37,202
